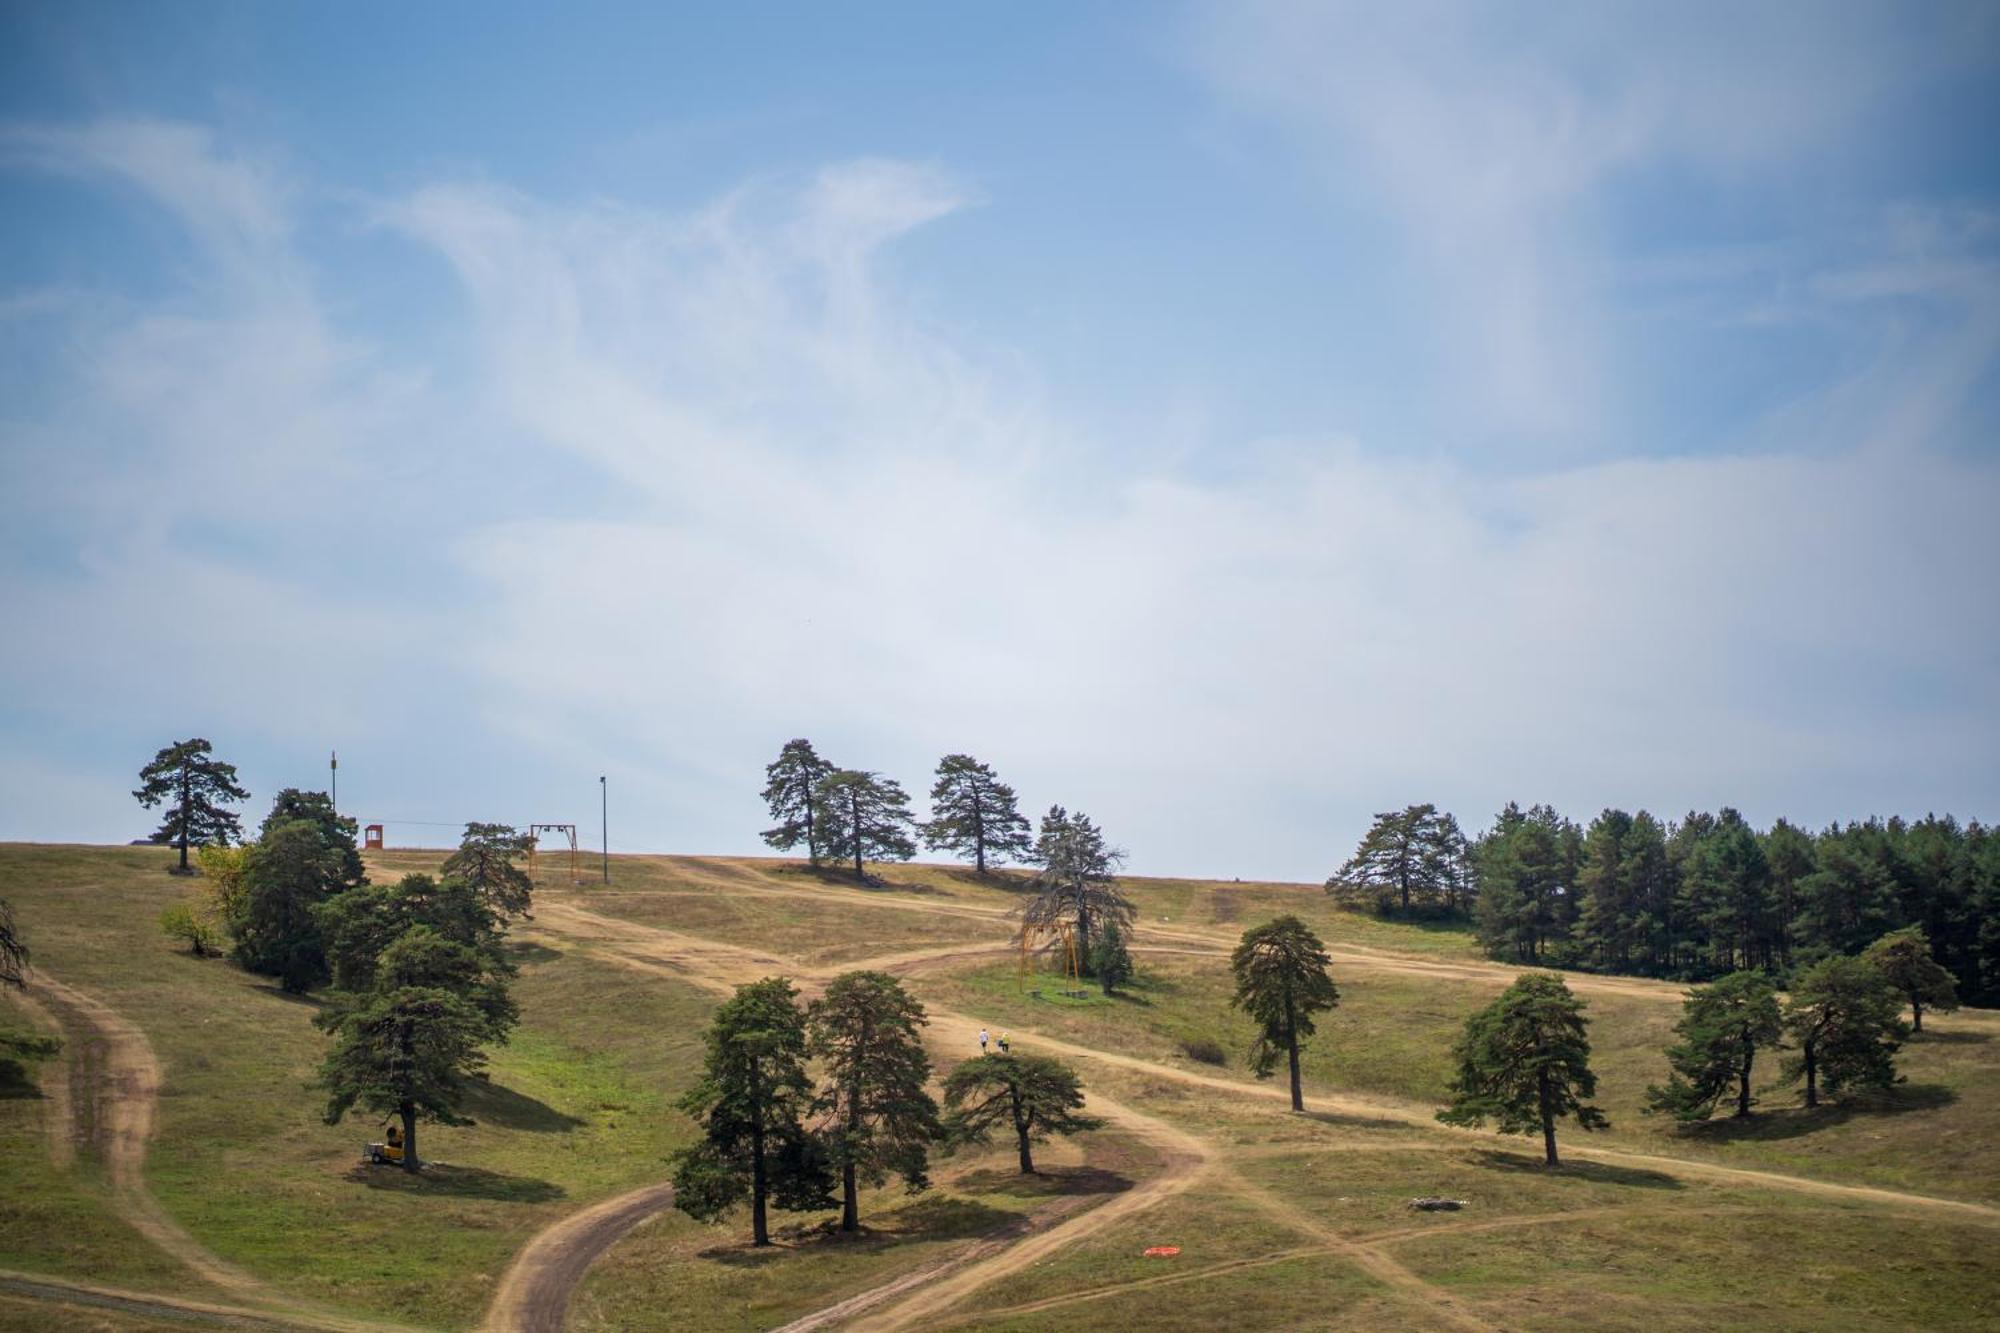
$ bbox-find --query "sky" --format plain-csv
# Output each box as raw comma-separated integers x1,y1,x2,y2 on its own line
2,1,1996,880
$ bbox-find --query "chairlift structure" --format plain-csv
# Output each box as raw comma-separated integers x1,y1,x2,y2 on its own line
526,823,581,884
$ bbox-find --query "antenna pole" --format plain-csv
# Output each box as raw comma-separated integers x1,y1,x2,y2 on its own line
600,776,609,884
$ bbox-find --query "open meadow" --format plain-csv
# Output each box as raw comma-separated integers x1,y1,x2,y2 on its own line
3,844,1997,1331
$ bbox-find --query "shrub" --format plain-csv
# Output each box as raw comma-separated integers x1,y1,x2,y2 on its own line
160,902,222,957
1179,1036,1228,1067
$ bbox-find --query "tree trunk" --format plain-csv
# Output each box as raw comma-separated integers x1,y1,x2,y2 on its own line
850,789,865,881
1073,893,1091,981
1803,1043,1818,1109
1285,991,1303,1111
177,763,191,873
1012,1087,1034,1173
751,1121,769,1245
973,797,986,874
841,1160,858,1232
1736,1044,1754,1118
1538,1067,1558,1165
1911,999,1923,1033
400,1100,419,1173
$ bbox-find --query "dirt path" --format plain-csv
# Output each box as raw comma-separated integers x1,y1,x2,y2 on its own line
500,887,1998,1331
23,976,415,1333
510,913,1484,1332
0,1269,309,1331
31,974,269,1299
480,1182,679,1333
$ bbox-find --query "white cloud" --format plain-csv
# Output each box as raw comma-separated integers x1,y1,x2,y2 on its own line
2,118,1995,878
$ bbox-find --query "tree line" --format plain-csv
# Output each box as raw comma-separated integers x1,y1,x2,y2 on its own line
136,737,533,1172
762,740,1137,987
1330,801,2000,1004
672,970,1101,1245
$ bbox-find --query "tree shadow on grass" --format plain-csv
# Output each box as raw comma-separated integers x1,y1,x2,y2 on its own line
351,1163,566,1202
1912,1029,1990,1045
953,1164,1134,1199
1299,1109,1418,1134
249,984,327,1009
504,940,564,966
460,1078,585,1132
1680,1083,1958,1144
1472,1150,1683,1190
701,1195,1020,1266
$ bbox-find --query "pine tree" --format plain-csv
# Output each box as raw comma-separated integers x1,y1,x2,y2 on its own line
316,936,492,1174
807,972,940,1232
318,884,517,1041
941,1053,1103,1174
263,789,365,889
1473,805,1579,963
1230,915,1339,1111
813,770,918,882
762,740,836,864
235,818,344,992
1021,807,1131,977
672,978,834,1245
1644,971,1782,1121
921,754,1033,873
1327,804,1468,916
1781,955,1906,1107
134,738,249,874
442,823,536,919
1089,920,1133,995
1437,972,1607,1165
1862,927,1958,1034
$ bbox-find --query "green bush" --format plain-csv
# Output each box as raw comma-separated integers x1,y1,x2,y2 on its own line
160,902,222,957
1179,1036,1228,1067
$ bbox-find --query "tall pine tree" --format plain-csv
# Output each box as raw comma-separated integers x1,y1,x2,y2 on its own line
1644,971,1782,1121
134,738,249,874
807,971,940,1232
1438,972,1607,1165
921,754,1032,873
1230,916,1339,1111
813,770,918,882
761,740,836,864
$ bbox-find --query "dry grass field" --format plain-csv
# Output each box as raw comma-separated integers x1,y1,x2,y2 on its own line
2,844,1996,1331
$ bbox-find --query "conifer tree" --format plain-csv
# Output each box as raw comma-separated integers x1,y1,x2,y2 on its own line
1230,915,1339,1111
263,789,365,889
1863,927,1959,1033
761,740,836,864
921,754,1033,873
808,971,939,1232
941,1053,1103,1174
1021,807,1131,977
1645,970,1782,1121
134,738,249,874
442,823,536,919
1438,972,1607,1164
1781,955,1907,1107
1089,919,1133,995
316,934,492,1174
672,978,833,1245
234,818,343,992
813,770,918,882
1327,804,1467,916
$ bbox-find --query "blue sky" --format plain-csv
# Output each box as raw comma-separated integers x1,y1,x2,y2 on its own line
2,2,1996,878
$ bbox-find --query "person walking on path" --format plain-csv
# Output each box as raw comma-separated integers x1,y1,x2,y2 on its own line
998,1031,1010,1054
979,1028,990,1054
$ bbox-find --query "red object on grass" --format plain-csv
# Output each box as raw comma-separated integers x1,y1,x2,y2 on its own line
1143,1246,1181,1257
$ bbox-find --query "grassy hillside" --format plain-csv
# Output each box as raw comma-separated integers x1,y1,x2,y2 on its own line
2,843,1996,1331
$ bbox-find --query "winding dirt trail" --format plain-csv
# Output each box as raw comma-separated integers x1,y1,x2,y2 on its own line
481,1182,680,1333
504,908,1496,1331
489,884,1999,1330
19,975,420,1333
31,974,270,1299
